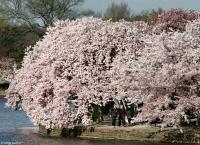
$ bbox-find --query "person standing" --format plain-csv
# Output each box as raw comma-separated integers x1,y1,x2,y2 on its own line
118,100,126,126
111,104,118,127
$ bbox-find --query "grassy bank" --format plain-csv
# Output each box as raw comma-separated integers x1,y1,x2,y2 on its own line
0,88,6,96
38,125,200,143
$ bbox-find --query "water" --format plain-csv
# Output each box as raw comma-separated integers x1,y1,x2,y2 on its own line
0,97,195,145
0,97,34,129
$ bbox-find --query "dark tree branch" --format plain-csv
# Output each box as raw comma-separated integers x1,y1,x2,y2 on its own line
0,0,83,36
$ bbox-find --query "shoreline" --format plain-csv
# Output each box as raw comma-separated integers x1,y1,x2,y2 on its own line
0,89,6,96
39,125,200,144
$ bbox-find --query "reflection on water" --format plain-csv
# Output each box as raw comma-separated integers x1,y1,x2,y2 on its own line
0,97,196,145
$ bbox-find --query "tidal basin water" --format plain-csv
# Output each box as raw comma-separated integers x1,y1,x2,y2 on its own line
0,97,196,145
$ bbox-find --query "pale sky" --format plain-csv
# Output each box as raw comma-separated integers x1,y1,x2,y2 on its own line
81,0,200,14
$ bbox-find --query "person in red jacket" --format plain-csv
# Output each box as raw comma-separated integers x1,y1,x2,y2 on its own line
118,100,126,127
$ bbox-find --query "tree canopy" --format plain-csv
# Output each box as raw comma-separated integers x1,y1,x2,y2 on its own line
6,14,200,129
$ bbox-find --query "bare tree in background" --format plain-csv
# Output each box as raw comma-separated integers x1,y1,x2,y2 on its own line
0,0,84,36
104,3,130,21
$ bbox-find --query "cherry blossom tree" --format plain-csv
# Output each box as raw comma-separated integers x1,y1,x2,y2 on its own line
153,9,198,33
0,57,16,84
5,15,200,129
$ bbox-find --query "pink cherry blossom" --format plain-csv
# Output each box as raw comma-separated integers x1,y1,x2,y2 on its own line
5,16,200,129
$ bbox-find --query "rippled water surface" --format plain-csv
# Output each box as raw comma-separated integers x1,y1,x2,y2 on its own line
0,97,34,129
0,97,196,145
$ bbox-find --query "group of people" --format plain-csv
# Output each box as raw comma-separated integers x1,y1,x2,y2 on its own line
89,97,142,127
110,99,130,127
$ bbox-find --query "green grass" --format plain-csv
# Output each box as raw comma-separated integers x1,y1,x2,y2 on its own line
0,88,6,96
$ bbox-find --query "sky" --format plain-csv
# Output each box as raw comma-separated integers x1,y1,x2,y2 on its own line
81,0,200,14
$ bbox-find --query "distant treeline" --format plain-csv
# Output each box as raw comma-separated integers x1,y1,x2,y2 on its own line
83,3,164,23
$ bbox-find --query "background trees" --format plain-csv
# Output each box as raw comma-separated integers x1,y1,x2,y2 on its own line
132,8,163,24
0,19,40,62
103,3,131,21
0,0,84,35
103,3,164,22
155,9,198,32
0,0,84,63
0,20,38,62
